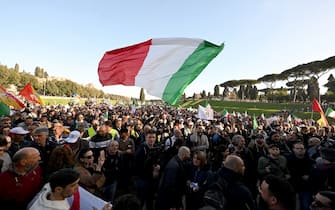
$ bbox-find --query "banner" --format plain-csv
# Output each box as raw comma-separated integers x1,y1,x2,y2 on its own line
197,104,214,120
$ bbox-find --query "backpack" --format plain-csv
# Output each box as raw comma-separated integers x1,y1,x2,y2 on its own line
203,175,228,210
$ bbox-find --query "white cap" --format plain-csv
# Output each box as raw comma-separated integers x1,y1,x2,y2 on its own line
65,130,80,143
10,127,29,135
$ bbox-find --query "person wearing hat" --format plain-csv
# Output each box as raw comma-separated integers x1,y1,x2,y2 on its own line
311,191,335,210
266,131,292,157
64,130,89,156
31,126,56,172
8,126,31,157
248,134,268,162
258,143,290,180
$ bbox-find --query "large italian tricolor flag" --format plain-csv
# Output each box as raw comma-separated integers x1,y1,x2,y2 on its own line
98,38,224,105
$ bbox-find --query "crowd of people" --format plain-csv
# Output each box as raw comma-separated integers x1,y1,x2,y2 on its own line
0,102,334,210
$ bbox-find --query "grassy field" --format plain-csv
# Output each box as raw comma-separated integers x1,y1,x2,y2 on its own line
179,99,325,120
40,96,118,106
40,96,333,122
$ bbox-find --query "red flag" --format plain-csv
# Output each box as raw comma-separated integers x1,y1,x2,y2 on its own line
312,98,329,127
19,83,44,105
0,85,25,110
312,98,322,112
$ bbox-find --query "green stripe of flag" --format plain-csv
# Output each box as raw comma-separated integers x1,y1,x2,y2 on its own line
163,41,224,105
326,107,335,119
0,102,10,117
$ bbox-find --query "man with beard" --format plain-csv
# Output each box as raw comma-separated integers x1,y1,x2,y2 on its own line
0,147,43,210
258,175,296,210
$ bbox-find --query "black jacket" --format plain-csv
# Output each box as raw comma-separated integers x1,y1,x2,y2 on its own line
156,155,188,209
213,166,256,210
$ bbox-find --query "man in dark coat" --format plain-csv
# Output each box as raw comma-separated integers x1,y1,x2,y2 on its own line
203,155,256,210
156,146,191,210
309,147,335,193
134,129,161,210
287,141,314,210
89,125,113,161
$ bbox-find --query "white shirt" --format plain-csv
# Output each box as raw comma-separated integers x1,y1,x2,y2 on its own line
28,183,70,210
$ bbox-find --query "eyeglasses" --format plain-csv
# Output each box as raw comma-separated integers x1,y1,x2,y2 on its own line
0,149,6,152
83,155,93,159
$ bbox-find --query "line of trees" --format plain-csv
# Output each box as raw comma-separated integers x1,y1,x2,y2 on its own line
217,55,335,102
0,64,127,100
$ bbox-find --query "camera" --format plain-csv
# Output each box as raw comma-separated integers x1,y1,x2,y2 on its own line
228,144,235,153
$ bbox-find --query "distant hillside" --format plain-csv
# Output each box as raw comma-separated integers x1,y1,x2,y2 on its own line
0,63,131,101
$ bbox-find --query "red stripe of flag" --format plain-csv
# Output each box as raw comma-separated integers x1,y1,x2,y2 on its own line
98,39,152,86
312,98,322,112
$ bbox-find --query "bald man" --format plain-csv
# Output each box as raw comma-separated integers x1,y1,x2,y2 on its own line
156,146,191,210
0,147,43,210
204,155,255,210
224,155,246,176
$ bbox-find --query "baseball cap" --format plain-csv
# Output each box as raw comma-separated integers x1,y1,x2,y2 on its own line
10,127,29,135
65,130,80,143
